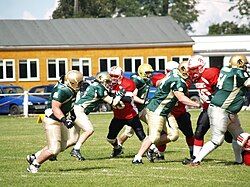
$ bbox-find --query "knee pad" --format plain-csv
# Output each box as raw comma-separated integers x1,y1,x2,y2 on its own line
48,144,61,155
107,138,116,144
167,132,179,142
135,129,146,141
211,134,224,146
123,126,134,138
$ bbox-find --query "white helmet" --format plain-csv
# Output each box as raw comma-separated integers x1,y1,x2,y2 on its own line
237,132,250,151
109,66,123,84
64,70,83,91
188,55,205,81
166,61,179,73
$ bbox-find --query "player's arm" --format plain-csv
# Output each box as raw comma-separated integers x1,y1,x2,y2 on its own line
174,91,200,108
244,77,250,87
51,100,64,120
133,88,145,104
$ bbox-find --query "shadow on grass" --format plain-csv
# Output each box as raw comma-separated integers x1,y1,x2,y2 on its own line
59,166,113,172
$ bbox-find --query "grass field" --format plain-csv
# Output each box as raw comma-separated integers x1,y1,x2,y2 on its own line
0,110,249,187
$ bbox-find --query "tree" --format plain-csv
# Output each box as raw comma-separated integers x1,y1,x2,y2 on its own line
208,21,250,35
208,0,250,35
52,0,199,32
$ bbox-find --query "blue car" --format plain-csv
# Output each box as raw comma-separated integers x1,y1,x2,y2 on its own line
0,85,48,115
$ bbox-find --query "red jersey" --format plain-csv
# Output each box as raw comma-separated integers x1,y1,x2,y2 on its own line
111,76,138,120
194,67,220,109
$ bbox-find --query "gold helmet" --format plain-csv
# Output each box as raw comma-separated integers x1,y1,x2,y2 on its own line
229,55,248,69
178,61,189,79
64,70,83,91
138,63,154,79
95,72,112,90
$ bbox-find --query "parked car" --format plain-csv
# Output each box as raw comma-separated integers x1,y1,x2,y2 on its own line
29,84,55,99
0,85,47,115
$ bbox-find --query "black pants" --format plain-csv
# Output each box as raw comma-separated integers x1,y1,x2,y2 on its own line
107,115,146,141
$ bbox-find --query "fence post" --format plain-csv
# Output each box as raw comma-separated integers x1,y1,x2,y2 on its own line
23,91,29,117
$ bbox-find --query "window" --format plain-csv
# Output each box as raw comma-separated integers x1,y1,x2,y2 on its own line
0,59,15,81
19,59,39,81
171,56,190,63
99,57,118,72
124,57,143,72
47,58,67,80
72,58,91,76
148,57,167,71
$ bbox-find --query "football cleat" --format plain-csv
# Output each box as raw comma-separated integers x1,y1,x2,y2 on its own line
233,161,243,165
26,154,36,164
70,148,85,161
132,157,143,164
27,163,41,173
155,154,165,161
49,155,58,161
110,145,123,158
189,161,201,167
182,157,194,165
146,149,155,163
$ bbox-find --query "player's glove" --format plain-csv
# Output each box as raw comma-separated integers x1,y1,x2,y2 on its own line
69,110,76,122
60,117,74,129
117,88,126,97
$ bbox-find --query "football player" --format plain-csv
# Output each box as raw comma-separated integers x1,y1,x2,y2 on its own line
189,55,250,166
68,72,125,161
132,61,200,164
26,70,83,173
107,66,147,158
182,55,220,163
237,132,250,166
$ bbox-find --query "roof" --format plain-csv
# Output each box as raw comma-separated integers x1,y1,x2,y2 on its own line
0,16,193,50
192,35,250,55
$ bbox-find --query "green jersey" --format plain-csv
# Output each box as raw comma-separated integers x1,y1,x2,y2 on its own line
147,69,187,116
47,82,76,118
131,74,151,112
211,67,249,114
75,81,109,114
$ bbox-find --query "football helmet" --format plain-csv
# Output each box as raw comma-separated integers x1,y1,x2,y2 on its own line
95,72,112,90
188,55,205,81
237,132,250,151
165,61,179,73
229,55,248,69
109,66,123,84
178,61,189,79
138,64,153,79
64,70,83,91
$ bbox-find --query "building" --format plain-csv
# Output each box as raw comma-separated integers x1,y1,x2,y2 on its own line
0,17,193,89
191,35,250,69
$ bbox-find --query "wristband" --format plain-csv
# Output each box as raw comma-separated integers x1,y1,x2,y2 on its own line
60,117,66,123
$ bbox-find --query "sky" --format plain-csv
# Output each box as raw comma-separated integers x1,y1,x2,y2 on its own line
0,0,247,35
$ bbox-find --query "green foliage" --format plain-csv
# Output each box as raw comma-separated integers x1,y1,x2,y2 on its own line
229,0,249,18
0,110,250,186
52,0,199,32
209,21,250,35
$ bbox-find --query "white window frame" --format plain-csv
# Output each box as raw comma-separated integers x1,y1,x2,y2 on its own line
171,56,190,63
147,56,167,71
98,57,119,72
47,58,68,80
19,59,40,81
0,59,15,82
123,57,143,73
72,58,92,76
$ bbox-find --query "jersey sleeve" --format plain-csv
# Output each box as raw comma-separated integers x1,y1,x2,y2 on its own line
52,89,71,103
171,79,186,93
236,70,250,87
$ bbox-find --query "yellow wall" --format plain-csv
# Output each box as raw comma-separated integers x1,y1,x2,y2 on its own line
0,46,193,90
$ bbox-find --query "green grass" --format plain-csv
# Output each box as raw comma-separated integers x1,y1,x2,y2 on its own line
0,110,249,187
